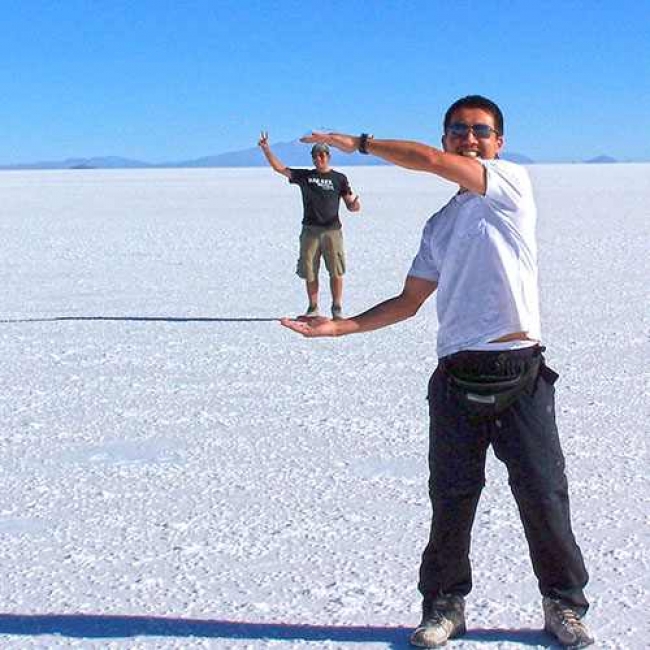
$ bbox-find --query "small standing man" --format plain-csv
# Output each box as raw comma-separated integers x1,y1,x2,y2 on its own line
258,131,361,319
280,96,594,648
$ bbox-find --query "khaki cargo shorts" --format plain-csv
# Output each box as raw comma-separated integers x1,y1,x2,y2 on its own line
296,225,346,282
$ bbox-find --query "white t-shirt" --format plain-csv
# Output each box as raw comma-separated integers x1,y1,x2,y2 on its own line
408,159,541,359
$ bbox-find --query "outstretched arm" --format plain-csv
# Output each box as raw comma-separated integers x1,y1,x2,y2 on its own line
258,131,292,179
300,132,487,195
280,275,437,338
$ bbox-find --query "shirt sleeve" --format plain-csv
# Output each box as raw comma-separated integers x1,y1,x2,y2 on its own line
339,174,352,196
408,217,440,282
481,160,532,211
288,168,307,185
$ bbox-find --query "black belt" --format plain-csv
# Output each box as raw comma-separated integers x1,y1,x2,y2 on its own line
440,345,544,380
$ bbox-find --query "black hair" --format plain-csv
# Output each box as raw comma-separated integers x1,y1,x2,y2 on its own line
443,95,504,135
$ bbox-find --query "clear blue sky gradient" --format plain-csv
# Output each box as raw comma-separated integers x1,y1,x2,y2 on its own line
2,0,649,164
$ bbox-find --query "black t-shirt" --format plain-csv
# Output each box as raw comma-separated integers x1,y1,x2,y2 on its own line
288,168,351,229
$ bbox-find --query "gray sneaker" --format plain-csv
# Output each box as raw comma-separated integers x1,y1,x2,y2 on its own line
410,595,466,647
304,304,319,318
331,304,343,320
543,597,594,648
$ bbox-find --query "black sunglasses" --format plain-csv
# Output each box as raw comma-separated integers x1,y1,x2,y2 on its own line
446,122,499,139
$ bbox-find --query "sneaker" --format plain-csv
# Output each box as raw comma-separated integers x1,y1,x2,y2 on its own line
410,595,466,647
304,304,319,318
543,596,594,648
331,304,343,320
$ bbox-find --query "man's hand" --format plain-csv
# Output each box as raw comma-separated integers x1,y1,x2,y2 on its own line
280,316,340,337
344,190,361,212
258,131,290,177
258,131,270,149
300,132,358,154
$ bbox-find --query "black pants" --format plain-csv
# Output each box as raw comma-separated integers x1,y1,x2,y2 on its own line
418,347,589,614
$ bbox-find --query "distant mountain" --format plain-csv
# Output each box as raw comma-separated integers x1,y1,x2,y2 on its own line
0,144,538,170
164,140,389,168
70,156,154,169
168,145,536,167
0,142,388,170
0,156,153,170
584,155,618,164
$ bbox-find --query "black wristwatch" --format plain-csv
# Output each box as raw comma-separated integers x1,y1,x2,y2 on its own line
358,133,373,155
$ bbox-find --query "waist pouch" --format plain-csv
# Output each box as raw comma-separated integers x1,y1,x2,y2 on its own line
445,351,542,418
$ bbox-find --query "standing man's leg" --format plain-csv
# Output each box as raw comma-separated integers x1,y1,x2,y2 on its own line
306,279,319,312
492,361,593,647
419,367,490,602
297,226,322,315
492,360,589,613
321,229,346,319
330,275,343,315
411,366,489,647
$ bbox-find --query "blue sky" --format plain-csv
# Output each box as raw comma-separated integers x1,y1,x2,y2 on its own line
2,0,649,164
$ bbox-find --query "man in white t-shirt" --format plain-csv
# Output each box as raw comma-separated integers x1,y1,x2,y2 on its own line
281,96,593,649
